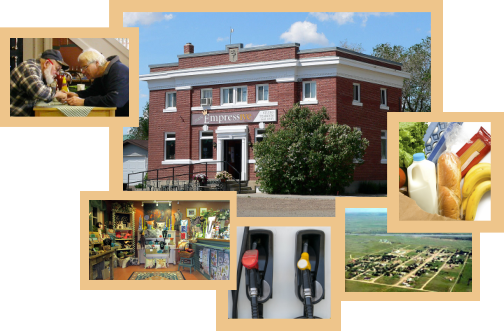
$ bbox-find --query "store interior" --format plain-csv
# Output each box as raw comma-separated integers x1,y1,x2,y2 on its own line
88,200,230,280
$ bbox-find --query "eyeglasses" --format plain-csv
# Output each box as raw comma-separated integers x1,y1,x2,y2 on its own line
46,59,62,71
80,62,95,72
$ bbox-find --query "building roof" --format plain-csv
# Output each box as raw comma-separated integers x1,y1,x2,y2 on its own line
123,139,148,150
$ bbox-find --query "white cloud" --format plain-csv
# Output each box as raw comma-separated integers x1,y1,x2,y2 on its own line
245,43,267,48
123,12,174,27
140,94,148,98
217,37,226,42
309,12,394,27
280,21,329,46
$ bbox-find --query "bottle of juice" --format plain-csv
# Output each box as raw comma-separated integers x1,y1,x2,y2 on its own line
407,153,438,214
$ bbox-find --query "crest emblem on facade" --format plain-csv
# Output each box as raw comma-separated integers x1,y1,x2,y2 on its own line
229,49,238,62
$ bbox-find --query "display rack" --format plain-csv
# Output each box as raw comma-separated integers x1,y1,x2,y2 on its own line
112,211,136,257
191,239,230,280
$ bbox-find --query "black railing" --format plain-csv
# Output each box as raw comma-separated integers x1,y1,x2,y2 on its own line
125,161,242,193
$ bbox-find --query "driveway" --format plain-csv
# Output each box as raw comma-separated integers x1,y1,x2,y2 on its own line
237,194,336,217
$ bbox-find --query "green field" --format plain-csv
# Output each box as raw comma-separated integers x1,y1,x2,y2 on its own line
423,265,463,292
410,272,436,289
452,260,473,292
345,280,423,292
375,275,401,285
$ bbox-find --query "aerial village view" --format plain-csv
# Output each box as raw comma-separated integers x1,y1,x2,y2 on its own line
345,209,472,292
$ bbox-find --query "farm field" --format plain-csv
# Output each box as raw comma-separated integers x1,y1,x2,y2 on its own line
345,280,423,292
452,259,472,292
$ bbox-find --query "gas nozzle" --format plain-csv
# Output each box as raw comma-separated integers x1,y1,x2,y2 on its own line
297,241,311,270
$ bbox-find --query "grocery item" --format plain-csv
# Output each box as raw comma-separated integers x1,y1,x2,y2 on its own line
461,163,491,220
456,127,491,177
437,152,461,219
465,180,491,221
407,153,437,214
399,122,428,168
424,122,463,165
399,168,407,188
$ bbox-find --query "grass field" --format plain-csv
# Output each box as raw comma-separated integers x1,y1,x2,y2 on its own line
345,280,423,292
375,275,401,285
423,265,463,292
410,272,435,289
452,259,473,292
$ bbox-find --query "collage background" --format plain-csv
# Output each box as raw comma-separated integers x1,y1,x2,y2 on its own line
2,1,503,330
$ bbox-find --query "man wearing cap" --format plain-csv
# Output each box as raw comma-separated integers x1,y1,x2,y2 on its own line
10,49,69,116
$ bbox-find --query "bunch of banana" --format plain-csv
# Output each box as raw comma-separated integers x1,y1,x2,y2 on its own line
461,163,491,220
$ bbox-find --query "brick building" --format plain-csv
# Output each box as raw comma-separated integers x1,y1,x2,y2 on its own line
140,42,409,192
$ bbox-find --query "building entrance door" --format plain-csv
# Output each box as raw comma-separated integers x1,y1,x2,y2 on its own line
223,140,242,180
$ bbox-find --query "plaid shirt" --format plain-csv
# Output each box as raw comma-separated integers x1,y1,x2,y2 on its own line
10,59,56,116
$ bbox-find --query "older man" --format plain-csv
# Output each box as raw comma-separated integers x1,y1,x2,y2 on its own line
10,49,69,116
66,48,129,117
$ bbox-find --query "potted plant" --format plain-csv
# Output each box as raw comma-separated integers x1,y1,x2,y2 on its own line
215,171,233,183
193,173,208,186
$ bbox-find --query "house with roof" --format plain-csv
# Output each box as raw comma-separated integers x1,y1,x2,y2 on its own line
123,139,148,187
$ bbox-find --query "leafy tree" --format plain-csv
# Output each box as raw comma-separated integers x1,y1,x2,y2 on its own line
339,39,365,53
372,37,431,112
254,104,369,194
128,102,149,140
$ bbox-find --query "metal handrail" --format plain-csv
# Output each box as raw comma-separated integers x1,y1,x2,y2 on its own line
126,161,242,193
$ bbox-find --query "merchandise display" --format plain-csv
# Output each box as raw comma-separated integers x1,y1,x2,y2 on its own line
399,122,491,220
88,200,230,280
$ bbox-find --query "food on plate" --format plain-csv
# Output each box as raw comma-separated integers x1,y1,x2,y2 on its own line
437,152,461,219
465,180,491,221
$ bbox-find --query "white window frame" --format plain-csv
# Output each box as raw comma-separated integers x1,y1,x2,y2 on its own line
199,130,214,161
220,86,248,105
381,130,387,164
353,127,364,163
353,83,362,106
201,88,213,106
164,132,176,161
301,81,317,104
164,92,177,112
255,128,266,143
256,84,269,103
380,88,389,110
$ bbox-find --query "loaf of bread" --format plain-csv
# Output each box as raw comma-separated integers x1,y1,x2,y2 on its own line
437,152,461,219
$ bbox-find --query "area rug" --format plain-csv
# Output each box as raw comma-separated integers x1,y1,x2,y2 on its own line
128,271,185,280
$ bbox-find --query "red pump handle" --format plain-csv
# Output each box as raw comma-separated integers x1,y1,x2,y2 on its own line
241,249,259,269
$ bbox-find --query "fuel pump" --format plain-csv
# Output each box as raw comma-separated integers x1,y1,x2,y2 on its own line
295,230,325,319
232,228,273,319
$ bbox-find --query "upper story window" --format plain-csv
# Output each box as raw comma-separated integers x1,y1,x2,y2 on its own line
201,89,212,106
200,131,213,160
164,133,176,160
256,84,269,103
303,81,317,101
380,88,389,110
353,83,362,106
221,86,247,105
165,92,177,111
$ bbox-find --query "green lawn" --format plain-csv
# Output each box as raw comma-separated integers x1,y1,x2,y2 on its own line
452,260,472,292
345,280,423,292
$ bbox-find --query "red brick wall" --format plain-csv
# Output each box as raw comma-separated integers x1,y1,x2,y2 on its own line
178,46,298,69
335,51,402,70
150,66,179,73
335,76,401,181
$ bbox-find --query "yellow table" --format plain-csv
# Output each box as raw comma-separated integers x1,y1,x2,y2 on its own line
34,106,116,117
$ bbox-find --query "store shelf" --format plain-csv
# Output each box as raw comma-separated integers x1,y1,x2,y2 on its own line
115,238,133,240
116,248,134,251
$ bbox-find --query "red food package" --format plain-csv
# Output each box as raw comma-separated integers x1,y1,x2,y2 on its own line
456,127,491,178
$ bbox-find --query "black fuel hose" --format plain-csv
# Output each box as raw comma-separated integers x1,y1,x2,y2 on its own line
302,269,314,318
249,268,259,319
232,226,249,319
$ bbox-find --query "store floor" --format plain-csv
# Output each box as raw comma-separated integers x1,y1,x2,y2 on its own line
109,265,208,280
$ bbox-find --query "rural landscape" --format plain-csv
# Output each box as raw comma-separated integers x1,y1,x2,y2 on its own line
345,209,472,292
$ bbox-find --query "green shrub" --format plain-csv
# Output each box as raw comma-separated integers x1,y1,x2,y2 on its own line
254,104,369,195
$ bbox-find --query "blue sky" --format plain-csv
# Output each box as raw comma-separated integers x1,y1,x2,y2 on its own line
123,12,431,134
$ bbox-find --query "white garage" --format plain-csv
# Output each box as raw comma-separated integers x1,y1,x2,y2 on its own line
123,140,148,186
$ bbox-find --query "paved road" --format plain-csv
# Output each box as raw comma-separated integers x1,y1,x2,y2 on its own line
237,194,335,217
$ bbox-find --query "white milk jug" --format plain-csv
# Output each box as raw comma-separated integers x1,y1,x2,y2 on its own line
407,153,438,214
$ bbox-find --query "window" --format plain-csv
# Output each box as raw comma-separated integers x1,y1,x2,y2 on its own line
381,130,387,163
200,131,213,160
256,84,269,102
165,92,176,109
380,88,389,110
201,89,212,105
255,128,266,142
221,86,247,105
164,133,176,160
353,83,362,106
353,127,363,163
303,81,317,100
